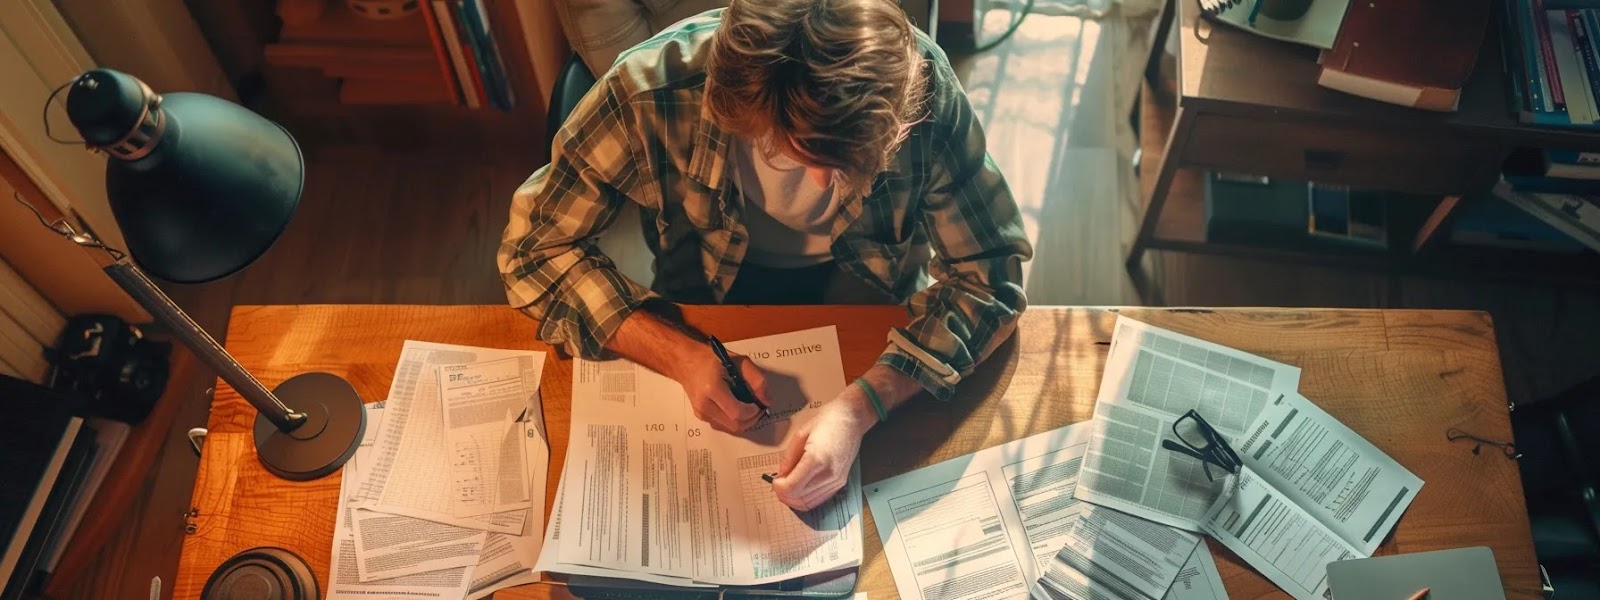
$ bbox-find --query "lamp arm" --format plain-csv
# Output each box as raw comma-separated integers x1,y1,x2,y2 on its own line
99,260,307,431
14,189,306,431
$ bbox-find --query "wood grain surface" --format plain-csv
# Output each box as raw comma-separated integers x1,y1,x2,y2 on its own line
174,305,1538,599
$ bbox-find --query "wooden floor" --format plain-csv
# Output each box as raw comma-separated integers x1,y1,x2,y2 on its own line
64,9,1600,600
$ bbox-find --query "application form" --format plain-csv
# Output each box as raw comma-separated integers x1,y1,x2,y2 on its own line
1052,505,1200,599
535,476,714,587
553,326,863,586
329,404,475,600
1037,543,1227,600
1234,392,1423,556
868,422,1200,600
1201,466,1360,600
360,341,545,533
465,416,549,599
1076,317,1301,531
439,356,537,518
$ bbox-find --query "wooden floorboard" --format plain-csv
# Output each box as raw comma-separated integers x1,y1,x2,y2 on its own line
63,11,1600,600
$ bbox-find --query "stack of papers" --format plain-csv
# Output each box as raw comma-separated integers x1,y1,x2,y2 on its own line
866,317,1425,600
538,326,865,587
1073,317,1425,600
330,341,551,600
866,421,1228,600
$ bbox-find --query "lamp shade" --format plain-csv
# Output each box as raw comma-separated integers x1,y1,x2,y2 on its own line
64,69,303,284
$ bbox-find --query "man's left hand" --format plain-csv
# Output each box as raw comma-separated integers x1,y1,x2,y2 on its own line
771,389,877,510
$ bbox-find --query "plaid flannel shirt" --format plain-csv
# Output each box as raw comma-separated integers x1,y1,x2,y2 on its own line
498,10,1031,400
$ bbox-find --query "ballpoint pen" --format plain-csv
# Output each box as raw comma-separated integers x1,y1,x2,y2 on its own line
709,336,768,414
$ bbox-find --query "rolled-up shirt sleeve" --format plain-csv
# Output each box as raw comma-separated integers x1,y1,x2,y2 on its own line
497,80,654,359
876,62,1032,401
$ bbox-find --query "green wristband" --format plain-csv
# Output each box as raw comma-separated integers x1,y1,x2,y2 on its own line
855,378,889,423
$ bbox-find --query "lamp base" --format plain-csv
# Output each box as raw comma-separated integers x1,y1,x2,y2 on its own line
201,547,320,600
253,372,365,481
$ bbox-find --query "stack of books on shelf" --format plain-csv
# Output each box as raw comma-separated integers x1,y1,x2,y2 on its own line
265,0,517,109
423,0,516,111
1501,0,1600,128
1461,147,1600,254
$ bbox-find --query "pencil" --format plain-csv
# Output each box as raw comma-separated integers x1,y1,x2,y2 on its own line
1405,588,1430,600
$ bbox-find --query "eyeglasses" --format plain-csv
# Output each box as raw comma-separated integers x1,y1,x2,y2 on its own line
1161,410,1243,482
1446,427,1521,460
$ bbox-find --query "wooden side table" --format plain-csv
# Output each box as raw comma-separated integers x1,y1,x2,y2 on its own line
1128,0,1600,280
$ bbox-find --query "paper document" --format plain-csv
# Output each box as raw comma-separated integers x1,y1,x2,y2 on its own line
352,509,488,581
361,341,545,532
329,404,476,600
1038,543,1226,600
1163,546,1228,600
869,422,1199,600
1201,466,1361,600
553,326,863,585
440,356,536,518
465,417,549,599
1233,392,1423,556
1076,317,1301,531
1052,505,1200,599
535,476,714,587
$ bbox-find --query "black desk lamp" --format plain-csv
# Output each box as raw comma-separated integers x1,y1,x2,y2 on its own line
40,69,367,482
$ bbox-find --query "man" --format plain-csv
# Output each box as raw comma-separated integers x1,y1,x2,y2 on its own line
499,0,1029,510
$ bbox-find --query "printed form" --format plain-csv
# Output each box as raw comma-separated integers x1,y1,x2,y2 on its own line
332,402,549,599
1075,317,1301,531
359,341,544,533
1037,544,1227,600
867,422,1207,600
1073,318,1423,600
553,326,863,586
439,356,536,518
331,404,473,599
1196,392,1424,600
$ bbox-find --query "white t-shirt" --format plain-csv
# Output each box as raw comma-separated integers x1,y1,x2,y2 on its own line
730,136,844,268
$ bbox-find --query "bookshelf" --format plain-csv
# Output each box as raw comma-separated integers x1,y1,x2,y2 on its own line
195,0,568,150
1130,0,1600,284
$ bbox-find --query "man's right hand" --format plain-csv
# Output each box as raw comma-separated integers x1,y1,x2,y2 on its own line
673,350,766,433
606,309,767,433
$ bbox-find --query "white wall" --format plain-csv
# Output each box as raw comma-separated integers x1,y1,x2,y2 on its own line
0,0,125,251
0,256,64,383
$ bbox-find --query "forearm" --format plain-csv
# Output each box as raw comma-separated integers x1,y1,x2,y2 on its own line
604,308,706,381
834,365,923,432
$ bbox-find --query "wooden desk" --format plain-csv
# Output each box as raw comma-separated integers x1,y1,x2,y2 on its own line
175,305,1539,599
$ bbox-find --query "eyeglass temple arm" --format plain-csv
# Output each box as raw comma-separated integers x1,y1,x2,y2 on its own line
1161,439,1212,462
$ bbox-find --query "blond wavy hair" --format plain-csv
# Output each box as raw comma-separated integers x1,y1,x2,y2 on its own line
706,0,928,199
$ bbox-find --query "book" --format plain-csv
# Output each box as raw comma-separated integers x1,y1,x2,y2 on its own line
0,376,85,593
39,420,129,573
447,0,491,110
1536,0,1569,111
4,429,96,600
1492,180,1600,252
432,1,480,109
1451,194,1586,253
460,0,516,111
1502,0,1532,116
1317,0,1493,111
1571,12,1600,115
1547,10,1594,123
419,0,464,106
